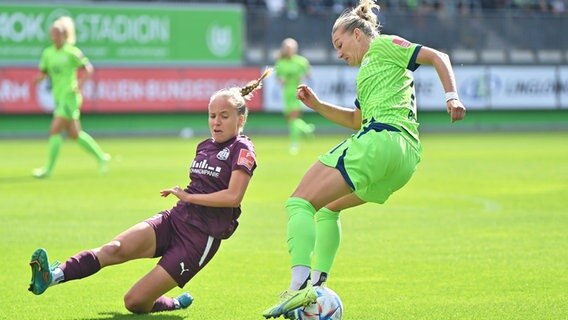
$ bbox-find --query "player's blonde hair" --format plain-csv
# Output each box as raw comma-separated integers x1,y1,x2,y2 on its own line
210,68,273,129
332,0,381,39
278,38,298,59
53,16,76,45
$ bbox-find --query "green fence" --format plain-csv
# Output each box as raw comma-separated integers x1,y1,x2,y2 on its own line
0,3,243,65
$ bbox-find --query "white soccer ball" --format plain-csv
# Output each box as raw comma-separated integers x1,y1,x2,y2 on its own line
293,286,343,320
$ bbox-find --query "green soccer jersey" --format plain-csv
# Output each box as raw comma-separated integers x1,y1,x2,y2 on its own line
39,44,89,101
275,54,310,104
356,35,422,141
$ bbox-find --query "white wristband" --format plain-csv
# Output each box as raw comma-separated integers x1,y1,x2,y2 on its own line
445,91,459,102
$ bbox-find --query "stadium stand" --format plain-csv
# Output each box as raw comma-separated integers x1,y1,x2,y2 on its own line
16,0,568,65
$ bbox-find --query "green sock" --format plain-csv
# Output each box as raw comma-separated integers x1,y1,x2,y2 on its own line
286,197,316,267
293,118,313,134
289,120,301,148
313,207,341,273
77,131,105,161
45,134,63,173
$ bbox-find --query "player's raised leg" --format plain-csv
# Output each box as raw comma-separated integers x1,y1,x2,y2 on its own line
28,221,157,295
69,118,111,174
263,162,352,318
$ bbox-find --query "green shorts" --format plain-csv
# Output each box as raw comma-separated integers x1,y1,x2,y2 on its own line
54,92,82,120
319,122,422,204
283,87,302,115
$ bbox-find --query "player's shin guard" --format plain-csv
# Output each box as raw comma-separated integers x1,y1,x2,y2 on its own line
286,197,316,269
289,121,301,150
294,118,313,135
46,134,63,172
77,131,106,161
59,250,101,282
313,207,341,280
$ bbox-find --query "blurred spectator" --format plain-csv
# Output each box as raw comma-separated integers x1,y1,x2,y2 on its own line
93,0,567,15
266,0,285,16
550,0,566,14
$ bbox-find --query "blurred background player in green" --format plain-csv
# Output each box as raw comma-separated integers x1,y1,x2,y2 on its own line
275,38,315,155
263,0,466,318
33,16,110,178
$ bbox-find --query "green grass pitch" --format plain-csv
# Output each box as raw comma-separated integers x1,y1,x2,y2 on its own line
0,132,566,319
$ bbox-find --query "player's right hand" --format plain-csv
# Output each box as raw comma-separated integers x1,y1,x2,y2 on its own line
296,84,321,110
160,186,183,197
447,99,466,123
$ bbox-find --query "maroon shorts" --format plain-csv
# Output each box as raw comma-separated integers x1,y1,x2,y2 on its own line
145,208,221,288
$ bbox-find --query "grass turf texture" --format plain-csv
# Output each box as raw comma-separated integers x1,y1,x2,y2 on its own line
0,132,566,319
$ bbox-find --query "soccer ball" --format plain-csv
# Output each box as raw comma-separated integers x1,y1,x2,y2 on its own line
291,286,343,320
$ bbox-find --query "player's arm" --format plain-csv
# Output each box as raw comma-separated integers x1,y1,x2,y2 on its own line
77,62,94,91
35,50,48,85
416,46,466,123
35,71,48,85
160,169,252,208
297,84,361,130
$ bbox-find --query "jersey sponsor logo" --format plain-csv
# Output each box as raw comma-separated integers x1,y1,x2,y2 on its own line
392,37,411,48
237,149,255,171
191,159,221,177
216,147,230,160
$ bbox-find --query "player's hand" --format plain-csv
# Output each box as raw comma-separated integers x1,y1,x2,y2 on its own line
34,74,46,85
296,84,321,110
447,99,466,123
160,186,184,198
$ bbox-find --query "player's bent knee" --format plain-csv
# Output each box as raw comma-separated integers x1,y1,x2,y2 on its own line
99,240,125,261
123,292,151,314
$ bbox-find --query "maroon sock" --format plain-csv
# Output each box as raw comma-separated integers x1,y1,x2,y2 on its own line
60,250,101,282
151,296,176,312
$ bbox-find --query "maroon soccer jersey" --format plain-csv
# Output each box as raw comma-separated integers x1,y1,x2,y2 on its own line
174,135,257,239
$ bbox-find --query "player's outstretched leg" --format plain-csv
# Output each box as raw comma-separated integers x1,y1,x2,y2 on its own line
28,248,57,295
262,282,317,319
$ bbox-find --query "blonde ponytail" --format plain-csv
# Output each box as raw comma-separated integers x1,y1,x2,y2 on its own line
209,68,273,130
240,68,273,100
332,0,381,39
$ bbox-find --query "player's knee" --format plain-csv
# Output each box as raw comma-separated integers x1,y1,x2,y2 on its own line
100,240,123,259
123,292,149,314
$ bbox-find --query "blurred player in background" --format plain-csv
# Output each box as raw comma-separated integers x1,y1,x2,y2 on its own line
28,70,271,314
275,38,315,154
33,16,110,178
263,0,466,318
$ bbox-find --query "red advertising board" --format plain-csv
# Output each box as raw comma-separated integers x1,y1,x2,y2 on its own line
0,67,263,113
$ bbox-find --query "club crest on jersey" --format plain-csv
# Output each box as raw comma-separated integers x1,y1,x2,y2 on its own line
217,147,230,160
361,57,370,67
392,37,411,48
237,149,255,170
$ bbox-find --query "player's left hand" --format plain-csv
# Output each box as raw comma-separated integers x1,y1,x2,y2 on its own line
447,99,466,123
